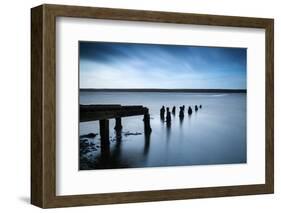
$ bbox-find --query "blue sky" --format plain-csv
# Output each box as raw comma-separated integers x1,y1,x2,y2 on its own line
79,42,246,89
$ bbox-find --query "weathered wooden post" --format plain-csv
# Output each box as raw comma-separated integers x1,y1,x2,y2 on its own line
166,107,171,125
99,119,110,153
143,109,152,134
188,106,193,115
160,106,165,120
172,106,176,115
114,117,122,131
179,106,184,118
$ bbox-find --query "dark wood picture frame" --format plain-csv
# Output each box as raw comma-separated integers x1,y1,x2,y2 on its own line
31,4,274,208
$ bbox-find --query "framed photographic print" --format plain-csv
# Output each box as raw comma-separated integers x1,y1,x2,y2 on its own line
31,4,274,208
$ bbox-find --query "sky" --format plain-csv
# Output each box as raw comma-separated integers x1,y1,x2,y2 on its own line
79,42,246,89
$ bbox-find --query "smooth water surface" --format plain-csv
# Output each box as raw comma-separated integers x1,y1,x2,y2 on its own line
79,91,246,170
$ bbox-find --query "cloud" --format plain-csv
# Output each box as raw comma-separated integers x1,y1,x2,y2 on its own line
79,42,246,89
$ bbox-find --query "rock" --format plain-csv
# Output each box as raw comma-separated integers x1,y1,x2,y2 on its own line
80,139,89,144
80,133,98,138
124,131,142,136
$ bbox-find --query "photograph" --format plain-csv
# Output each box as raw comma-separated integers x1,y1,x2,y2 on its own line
79,41,247,170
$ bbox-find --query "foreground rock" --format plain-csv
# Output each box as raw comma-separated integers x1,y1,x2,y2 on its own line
124,131,142,136
80,133,98,138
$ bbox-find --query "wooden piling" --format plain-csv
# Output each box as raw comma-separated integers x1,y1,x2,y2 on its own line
166,107,171,125
114,117,122,131
179,106,184,118
143,112,152,134
172,106,176,114
188,106,193,115
160,106,165,119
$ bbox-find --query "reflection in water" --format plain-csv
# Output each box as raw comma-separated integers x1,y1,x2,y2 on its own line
179,116,184,127
112,130,122,158
79,92,247,170
100,141,110,163
143,132,151,156
116,130,122,144
166,121,171,142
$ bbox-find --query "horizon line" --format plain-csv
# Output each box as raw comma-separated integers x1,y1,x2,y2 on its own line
80,88,247,93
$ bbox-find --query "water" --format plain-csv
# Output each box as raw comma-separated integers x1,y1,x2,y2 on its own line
79,91,246,170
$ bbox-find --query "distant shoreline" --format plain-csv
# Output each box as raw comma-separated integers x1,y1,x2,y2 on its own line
80,88,247,93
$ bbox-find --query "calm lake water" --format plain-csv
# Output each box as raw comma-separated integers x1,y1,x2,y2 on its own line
79,91,246,170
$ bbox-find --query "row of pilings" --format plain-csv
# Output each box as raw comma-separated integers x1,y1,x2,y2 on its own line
160,105,202,124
